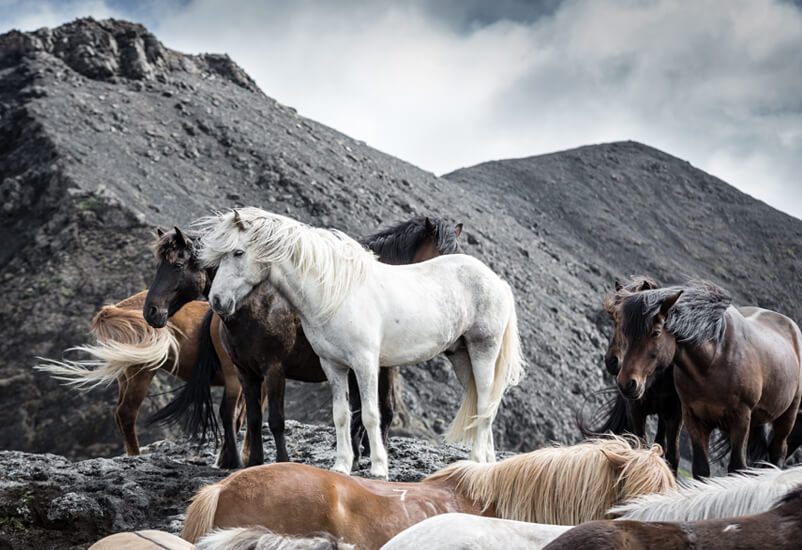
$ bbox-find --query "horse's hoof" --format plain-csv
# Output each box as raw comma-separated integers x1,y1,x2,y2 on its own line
331,462,352,475
369,465,389,480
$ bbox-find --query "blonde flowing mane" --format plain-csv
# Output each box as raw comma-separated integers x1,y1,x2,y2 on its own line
197,208,374,321
425,436,675,525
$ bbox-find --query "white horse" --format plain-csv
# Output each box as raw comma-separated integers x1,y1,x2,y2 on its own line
610,464,802,521
199,208,524,478
381,514,571,550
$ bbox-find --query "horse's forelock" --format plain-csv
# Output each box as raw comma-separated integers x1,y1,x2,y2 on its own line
153,229,196,262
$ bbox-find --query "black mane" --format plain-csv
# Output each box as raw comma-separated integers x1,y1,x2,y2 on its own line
621,281,732,346
360,216,461,263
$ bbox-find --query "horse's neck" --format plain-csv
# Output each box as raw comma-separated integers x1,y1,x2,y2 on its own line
269,263,326,324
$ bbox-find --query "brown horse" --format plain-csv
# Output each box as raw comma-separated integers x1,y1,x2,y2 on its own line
144,218,462,467
580,277,683,472
35,289,245,465
181,437,675,548
614,281,802,477
543,484,802,550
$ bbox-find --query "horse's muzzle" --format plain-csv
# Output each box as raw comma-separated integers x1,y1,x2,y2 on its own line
619,378,644,400
145,305,168,328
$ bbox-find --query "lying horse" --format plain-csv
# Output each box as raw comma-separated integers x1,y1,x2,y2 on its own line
613,281,802,477
609,464,802,521
35,283,246,466
381,514,571,550
146,217,462,467
544,485,802,550
199,208,522,477
580,276,682,471
197,527,354,550
89,530,193,550
181,437,675,547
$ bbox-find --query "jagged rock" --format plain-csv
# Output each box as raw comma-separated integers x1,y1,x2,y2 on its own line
0,421,483,550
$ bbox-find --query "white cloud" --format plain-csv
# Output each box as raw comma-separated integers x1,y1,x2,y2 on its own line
2,0,801,218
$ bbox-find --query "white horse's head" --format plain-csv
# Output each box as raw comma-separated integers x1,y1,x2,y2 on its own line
197,208,371,320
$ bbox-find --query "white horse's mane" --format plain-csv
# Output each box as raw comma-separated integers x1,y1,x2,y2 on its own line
610,464,802,521
197,207,374,321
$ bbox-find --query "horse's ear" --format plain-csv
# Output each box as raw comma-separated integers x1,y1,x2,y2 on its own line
156,227,165,238
233,210,248,231
615,280,623,292
600,448,628,468
454,223,463,238
424,217,436,234
660,290,683,316
174,226,187,247
638,279,657,291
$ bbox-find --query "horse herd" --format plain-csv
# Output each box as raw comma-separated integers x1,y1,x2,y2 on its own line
38,208,802,549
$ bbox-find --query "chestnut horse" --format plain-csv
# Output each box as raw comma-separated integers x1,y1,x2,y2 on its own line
35,288,245,466
614,281,802,477
544,485,802,550
580,277,682,472
181,437,675,548
145,218,462,467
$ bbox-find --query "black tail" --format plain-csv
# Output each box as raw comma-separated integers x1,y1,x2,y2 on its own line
710,425,771,464
577,386,631,437
147,309,221,444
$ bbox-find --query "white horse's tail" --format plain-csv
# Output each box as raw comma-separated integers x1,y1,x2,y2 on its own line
35,304,180,390
446,287,525,445
196,526,356,550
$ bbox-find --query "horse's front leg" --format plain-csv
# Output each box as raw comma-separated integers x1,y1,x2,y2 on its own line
626,400,647,440
348,369,366,460
663,410,683,473
378,366,397,446
266,364,289,462
352,360,388,479
320,359,354,475
240,368,266,467
217,367,244,469
115,367,156,456
683,407,712,479
728,407,751,473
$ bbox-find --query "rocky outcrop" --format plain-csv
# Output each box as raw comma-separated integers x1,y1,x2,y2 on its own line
0,421,480,550
1,18,800,465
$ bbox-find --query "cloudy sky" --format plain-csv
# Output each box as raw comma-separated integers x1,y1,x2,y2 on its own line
2,0,801,218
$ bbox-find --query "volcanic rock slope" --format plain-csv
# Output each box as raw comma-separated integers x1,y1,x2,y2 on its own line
1,18,801,461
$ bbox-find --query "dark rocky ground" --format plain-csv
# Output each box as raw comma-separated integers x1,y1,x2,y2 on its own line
0,421,482,550
1,17,801,549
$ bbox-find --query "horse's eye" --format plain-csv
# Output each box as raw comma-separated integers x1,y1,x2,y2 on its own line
233,249,245,257
651,330,660,338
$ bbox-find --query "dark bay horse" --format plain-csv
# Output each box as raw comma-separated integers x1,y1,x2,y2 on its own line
144,218,462,467
35,282,245,466
579,277,682,471
614,281,802,477
544,484,802,550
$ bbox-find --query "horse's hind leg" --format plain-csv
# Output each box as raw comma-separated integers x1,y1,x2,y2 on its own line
465,338,502,463
115,367,156,456
769,394,801,468
266,364,289,462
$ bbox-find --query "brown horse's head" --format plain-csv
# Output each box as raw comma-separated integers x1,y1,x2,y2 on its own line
362,216,463,265
615,289,683,399
144,227,211,328
603,277,661,376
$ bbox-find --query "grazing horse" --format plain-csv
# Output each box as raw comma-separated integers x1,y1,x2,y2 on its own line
381,514,571,550
609,464,802,521
197,527,355,550
180,437,675,547
89,530,194,550
199,208,523,477
580,277,682,472
544,485,802,550
146,218,462,467
614,281,802,477
34,285,244,466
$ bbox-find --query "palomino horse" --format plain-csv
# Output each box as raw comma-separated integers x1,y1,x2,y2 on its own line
89,530,193,550
34,287,244,466
197,527,355,550
580,276,682,471
614,281,802,477
181,437,675,547
146,217,462,467
545,485,802,550
381,514,571,550
609,464,802,521
199,208,523,478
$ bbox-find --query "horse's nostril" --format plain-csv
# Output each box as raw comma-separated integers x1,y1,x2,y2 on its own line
212,296,221,311
626,379,637,392
605,356,620,374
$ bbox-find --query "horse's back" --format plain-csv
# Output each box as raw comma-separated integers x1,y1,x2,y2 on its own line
89,530,193,550
738,307,802,377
